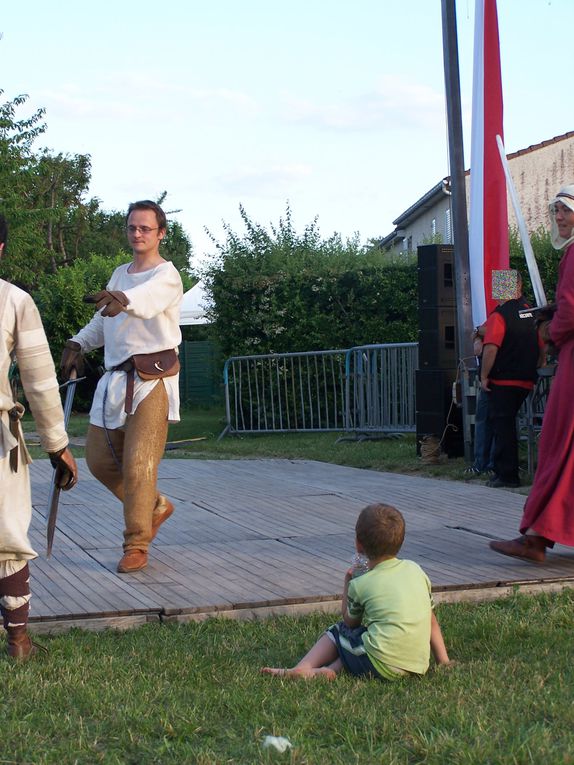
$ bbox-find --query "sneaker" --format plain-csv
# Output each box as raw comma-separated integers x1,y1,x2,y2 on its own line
463,466,482,478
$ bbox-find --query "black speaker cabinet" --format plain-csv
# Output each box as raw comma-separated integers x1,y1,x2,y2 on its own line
418,306,457,369
415,368,463,457
417,244,455,307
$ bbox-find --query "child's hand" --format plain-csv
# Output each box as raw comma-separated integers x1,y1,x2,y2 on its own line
436,659,458,670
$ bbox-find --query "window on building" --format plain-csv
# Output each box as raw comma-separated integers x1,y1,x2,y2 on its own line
445,209,452,243
431,218,436,237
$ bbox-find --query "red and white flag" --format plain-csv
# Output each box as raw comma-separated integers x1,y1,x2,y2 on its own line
468,0,508,326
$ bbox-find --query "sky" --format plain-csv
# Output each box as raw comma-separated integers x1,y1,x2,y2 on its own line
1,1,572,268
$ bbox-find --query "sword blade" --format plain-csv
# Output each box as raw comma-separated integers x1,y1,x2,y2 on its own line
46,483,61,558
46,371,78,557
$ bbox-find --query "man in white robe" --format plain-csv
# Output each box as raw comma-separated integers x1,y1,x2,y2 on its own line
0,214,77,659
61,201,183,574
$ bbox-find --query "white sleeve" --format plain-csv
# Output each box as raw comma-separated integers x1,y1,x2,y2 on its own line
118,265,183,320
71,311,105,352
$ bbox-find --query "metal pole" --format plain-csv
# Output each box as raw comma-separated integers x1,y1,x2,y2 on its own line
441,0,474,462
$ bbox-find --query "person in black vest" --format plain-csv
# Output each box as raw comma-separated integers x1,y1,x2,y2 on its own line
480,271,544,489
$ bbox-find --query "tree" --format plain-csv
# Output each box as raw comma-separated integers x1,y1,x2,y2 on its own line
31,150,92,270
0,91,49,287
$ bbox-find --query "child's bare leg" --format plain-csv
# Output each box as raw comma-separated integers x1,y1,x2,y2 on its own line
261,633,341,679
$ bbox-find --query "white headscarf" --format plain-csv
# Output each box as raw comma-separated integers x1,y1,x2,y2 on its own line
549,184,574,250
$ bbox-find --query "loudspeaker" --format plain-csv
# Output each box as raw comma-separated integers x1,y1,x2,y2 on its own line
415,368,464,457
417,244,458,370
416,367,453,413
418,307,457,369
417,244,455,307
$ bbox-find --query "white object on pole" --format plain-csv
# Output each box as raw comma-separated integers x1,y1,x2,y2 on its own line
496,134,547,307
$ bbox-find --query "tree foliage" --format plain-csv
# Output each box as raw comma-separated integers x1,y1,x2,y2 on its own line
509,226,561,304
0,91,49,286
203,205,418,357
0,90,194,277
34,251,132,361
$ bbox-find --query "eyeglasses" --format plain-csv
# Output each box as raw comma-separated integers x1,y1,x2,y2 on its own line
127,225,159,234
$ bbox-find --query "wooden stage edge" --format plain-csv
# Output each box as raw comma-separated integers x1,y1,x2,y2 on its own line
28,579,574,635
25,457,574,636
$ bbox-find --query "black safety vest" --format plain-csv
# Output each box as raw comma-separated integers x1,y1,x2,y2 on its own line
489,298,539,383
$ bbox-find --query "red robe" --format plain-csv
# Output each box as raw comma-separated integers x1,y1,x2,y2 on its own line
520,243,574,545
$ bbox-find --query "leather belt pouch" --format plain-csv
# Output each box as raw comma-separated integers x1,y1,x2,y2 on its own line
132,349,180,380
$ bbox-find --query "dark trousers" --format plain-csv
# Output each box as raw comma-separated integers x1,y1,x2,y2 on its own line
473,388,495,472
487,385,529,483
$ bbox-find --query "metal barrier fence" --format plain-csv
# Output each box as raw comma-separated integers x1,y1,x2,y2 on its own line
219,343,418,439
345,344,418,435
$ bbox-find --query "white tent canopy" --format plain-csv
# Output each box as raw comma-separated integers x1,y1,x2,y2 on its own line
180,280,211,326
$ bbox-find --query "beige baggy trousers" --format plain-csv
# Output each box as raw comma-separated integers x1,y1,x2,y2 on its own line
85,380,169,551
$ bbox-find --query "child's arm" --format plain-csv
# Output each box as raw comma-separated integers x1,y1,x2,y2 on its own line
430,611,451,665
342,569,362,628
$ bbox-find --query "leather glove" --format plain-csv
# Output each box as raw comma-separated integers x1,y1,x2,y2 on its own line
48,447,78,490
60,340,84,379
86,290,130,317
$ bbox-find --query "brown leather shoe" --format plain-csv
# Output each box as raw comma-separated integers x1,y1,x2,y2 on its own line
151,496,174,540
117,549,148,573
489,535,547,563
7,627,46,660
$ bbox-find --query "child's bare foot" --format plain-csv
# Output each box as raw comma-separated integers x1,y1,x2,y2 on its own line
260,666,337,680
260,667,288,676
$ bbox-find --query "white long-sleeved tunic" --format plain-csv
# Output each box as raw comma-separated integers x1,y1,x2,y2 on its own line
0,280,68,560
72,261,183,429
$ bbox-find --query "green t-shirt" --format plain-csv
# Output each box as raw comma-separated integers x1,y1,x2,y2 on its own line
346,558,433,675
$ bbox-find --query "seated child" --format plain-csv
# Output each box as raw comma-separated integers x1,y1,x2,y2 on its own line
261,503,451,680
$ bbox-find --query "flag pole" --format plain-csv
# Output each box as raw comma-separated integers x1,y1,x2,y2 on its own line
441,0,474,462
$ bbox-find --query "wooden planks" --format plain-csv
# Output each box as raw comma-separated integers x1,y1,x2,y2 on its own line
24,458,574,631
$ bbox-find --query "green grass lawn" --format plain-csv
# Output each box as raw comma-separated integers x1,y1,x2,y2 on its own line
13,405,548,763
4,591,574,764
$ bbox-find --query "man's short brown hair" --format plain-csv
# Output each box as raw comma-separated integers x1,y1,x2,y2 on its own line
126,200,167,231
355,503,405,559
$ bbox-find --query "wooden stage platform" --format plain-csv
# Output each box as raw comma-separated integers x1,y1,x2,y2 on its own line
26,458,574,633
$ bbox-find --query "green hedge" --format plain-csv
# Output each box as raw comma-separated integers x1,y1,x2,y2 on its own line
203,205,418,357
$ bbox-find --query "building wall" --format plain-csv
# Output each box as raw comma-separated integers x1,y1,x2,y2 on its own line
385,133,574,254
389,196,452,255
506,136,574,231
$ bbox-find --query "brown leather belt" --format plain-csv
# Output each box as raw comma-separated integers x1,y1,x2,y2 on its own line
111,360,135,414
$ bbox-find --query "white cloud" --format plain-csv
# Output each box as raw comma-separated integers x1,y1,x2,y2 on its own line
283,74,445,132
211,163,313,197
37,75,258,126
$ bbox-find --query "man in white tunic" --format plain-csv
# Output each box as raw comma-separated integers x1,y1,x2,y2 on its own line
0,214,78,659
61,201,183,573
